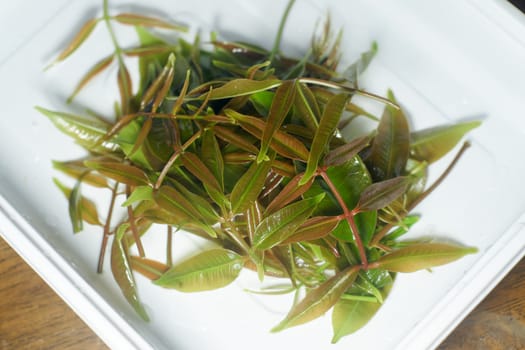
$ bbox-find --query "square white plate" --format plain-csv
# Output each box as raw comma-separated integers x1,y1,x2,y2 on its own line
1,0,525,349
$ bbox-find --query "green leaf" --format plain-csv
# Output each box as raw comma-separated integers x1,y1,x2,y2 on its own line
230,153,274,213
331,281,391,343
154,249,244,292
272,266,359,332
121,185,153,207
207,79,281,100
53,178,101,227
375,243,478,272
201,129,225,191
366,90,410,181
354,176,409,212
293,83,320,131
68,176,84,233
301,93,349,184
411,120,481,164
36,107,116,153
257,80,297,163
324,134,373,167
253,194,324,250
342,41,378,83
111,224,149,321
181,152,222,195
84,160,150,186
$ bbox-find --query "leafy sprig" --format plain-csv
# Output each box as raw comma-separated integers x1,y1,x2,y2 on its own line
40,0,480,343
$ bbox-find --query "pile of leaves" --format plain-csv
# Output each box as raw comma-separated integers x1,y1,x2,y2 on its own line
40,0,480,343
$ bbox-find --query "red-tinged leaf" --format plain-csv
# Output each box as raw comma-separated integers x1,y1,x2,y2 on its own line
152,54,176,112
67,54,114,103
301,93,350,184
324,134,373,167
53,178,102,227
265,173,313,214
47,18,99,68
272,266,359,332
230,153,274,213
207,79,281,100
201,129,224,190
84,160,150,186
181,152,222,193
257,80,297,163
130,256,169,281
411,120,481,164
154,249,244,291
253,194,324,250
354,176,409,212
294,83,321,131
226,109,309,161
123,45,172,57
366,90,410,181
282,216,339,244
129,117,152,156
111,224,149,321
113,13,187,31
375,243,478,272
214,125,259,154
118,64,133,115
52,160,108,188
36,107,117,153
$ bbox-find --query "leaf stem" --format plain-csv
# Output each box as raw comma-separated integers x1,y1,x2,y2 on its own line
97,182,119,273
319,169,368,268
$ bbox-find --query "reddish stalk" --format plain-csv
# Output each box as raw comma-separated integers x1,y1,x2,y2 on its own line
319,169,368,269
97,183,119,273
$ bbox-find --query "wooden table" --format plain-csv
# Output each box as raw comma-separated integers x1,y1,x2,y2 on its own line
1,237,524,349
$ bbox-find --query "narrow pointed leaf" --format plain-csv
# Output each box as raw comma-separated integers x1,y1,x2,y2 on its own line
301,93,349,184
121,185,153,207
283,216,339,244
68,177,84,233
52,160,108,188
113,13,187,31
130,256,169,280
294,83,321,131
214,125,259,154
37,107,117,152
272,266,359,332
84,160,150,186
68,54,114,103
123,45,172,57
324,134,373,167
230,153,274,213
48,18,99,67
207,79,281,100
376,243,478,272
118,64,133,115
411,120,481,164
355,176,409,212
111,224,150,321
366,90,410,181
201,129,224,190
181,152,222,193
253,193,324,250
265,173,313,215
343,41,378,83
154,249,244,291
257,80,297,162
54,178,101,227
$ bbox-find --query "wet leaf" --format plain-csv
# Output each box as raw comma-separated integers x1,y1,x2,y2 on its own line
376,243,478,272
354,176,409,212
253,194,324,250
113,13,187,31
84,160,150,186
47,18,99,68
154,249,244,291
301,93,349,184
111,224,150,321
68,54,114,103
366,90,410,181
230,153,274,213
258,80,297,162
411,120,481,164
207,78,281,100
272,266,359,332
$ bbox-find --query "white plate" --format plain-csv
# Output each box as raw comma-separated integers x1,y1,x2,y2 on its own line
1,0,525,349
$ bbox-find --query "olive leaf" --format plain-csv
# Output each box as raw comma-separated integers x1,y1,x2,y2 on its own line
272,266,359,332
52,160,108,188
68,54,115,103
411,120,481,164
342,41,378,84
121,185,153,207
207,79,281,100
354,176,409,213
324,134,373,167
154,249,245,291
117,63,133,115
53,178,101,227
282,216,339,244
301,93,350,184
113,13,187,31
264,173,313,215
375,243,478,272
111,223,149,321
84,160,150,186
252,193,325,250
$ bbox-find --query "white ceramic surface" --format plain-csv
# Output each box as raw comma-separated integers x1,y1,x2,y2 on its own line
1,1,525,349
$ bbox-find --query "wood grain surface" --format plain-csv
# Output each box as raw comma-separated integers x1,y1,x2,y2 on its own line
0,236,524,349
